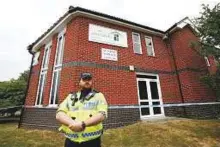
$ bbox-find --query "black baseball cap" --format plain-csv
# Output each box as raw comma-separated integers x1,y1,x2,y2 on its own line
80,72,92,80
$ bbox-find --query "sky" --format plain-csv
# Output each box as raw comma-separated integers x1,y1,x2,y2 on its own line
0,0,219,81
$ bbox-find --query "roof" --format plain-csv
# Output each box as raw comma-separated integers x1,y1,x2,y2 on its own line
27,6,194,54
165,17,197,34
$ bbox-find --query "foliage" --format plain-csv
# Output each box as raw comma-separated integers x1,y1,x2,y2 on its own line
0,70,29,108
193,3,220,101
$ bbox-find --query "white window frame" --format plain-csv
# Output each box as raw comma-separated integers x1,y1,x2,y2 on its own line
35,41,52,106
145,36,155,56
204,56,210,66
49,28,66,106
136,72,165,119
132,32,142,54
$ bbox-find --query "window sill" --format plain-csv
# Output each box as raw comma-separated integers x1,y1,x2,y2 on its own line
147,55,156,58
46,104,58,108
34,105,43,108
30,104,58,109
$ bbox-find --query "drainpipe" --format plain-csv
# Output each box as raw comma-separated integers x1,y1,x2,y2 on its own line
18,53,34,128
165,33,186,116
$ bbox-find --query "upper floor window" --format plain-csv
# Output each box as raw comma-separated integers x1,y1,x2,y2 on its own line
145,36,155,56
35,41,52,106
132,32,142,54
204,56,210,66
42,43,52,70
49,28,66,106
55,35,65,66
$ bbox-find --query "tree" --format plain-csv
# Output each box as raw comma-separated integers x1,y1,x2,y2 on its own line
192,3,220,101
18,70,30,83
0,70,29,108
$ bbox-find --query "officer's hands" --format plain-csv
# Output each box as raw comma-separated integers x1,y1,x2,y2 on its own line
68,121,84,132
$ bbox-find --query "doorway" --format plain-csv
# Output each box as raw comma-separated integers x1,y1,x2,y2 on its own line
136,73,164,118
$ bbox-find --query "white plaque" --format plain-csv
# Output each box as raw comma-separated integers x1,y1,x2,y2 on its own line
89,24,128,47
101,48,118,61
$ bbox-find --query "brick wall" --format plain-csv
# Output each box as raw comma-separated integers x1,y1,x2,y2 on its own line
21,15,219,130
20,104,220,131
25,45,45,106
58,16,179,105
170,27,216,103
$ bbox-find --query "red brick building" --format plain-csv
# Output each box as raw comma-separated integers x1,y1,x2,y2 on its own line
19,6,220,130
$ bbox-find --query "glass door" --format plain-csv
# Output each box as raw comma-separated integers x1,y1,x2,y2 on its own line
137,75,164,118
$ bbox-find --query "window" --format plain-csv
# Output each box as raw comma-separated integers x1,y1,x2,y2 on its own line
145,36,155,56
49,28,66,106
204,56,210,66
55,35,65,66
132,32,142,54
50,69,61,105
114,34,119,41
35,42,52,106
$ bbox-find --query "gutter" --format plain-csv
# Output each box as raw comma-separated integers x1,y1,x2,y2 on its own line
18,54,34,128
167,33,185,104
164,33,186,116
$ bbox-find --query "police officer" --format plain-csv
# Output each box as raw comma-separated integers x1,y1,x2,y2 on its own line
56,72,108,147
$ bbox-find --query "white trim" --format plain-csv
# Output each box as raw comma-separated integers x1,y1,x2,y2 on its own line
168,17,198,34
136,73,164,119
41,41,52,71
156,74,165,115
32,105,43,108
31,11,164,53
46,104,58,108
109,101,220,108
25,102,220,109
32,51,40,66
35,41,52,106
49,68,62,106
32,13,71,52
45,40,52,48
204,56,211,66
145,36,155,56
49,28,66,106
25,105,57,108
132,32,142,54
136,72,158,77
88,23,128,48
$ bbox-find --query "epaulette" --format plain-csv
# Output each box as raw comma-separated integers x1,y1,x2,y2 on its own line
92,89,100,93
84,89,99,101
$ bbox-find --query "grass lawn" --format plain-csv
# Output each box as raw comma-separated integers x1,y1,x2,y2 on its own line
0,119,220,147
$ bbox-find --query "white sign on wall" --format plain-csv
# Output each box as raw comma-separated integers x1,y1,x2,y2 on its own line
101,48,118,61
89,24,128,48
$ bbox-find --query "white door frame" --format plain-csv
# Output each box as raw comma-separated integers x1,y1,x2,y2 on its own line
136,73,165,119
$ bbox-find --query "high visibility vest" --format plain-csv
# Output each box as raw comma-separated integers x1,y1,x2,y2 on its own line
56,89,108,143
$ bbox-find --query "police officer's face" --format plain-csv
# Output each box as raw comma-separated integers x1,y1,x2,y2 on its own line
79,79,92,89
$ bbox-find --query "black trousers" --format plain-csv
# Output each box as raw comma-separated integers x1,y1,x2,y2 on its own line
64,137,101,147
